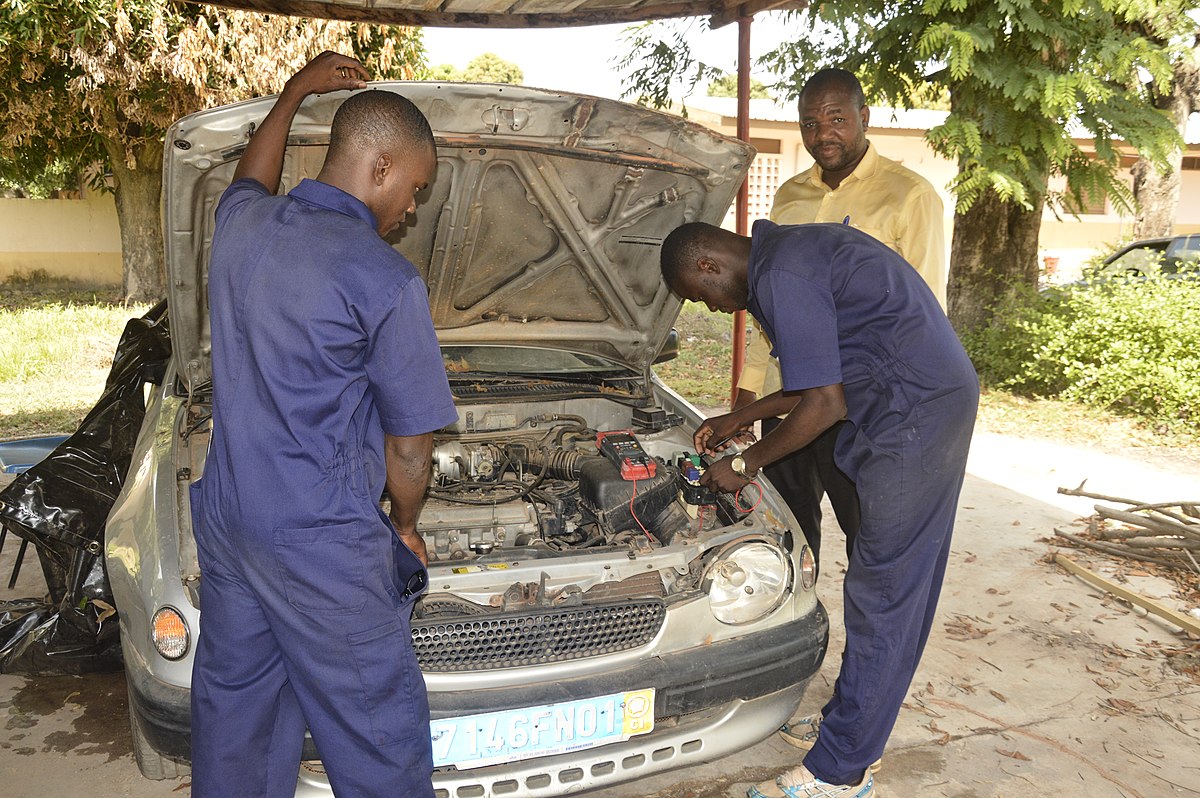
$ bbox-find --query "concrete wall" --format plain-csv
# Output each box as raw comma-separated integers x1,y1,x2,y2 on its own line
0,195,123,285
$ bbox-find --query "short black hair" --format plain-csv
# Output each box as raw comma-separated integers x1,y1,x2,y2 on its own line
799,68,866,110
328,89,434,164
660,222,720,287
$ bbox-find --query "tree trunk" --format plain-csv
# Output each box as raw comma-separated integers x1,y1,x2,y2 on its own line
106,138,167,304
1131,56,1200,240
946,187,1044,336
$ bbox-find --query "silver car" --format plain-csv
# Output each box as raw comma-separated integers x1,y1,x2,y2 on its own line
105,82,829,796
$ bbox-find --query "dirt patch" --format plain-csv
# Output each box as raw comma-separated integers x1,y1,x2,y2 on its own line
645,765,772,798
884,747,946,779
4,671,132,762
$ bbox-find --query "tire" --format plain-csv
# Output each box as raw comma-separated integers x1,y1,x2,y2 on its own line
127,683,190,780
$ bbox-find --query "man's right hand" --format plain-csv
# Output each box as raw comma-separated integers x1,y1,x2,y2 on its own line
694,413,752,455
283,51,368,100
728,389,760,445
233,52,369,190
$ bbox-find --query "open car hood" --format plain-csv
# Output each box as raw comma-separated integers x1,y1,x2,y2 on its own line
163,83,755,393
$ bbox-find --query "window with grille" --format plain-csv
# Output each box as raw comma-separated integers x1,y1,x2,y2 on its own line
724,152,784,228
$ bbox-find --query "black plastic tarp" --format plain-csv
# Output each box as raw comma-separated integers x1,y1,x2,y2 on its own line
0,301,170,674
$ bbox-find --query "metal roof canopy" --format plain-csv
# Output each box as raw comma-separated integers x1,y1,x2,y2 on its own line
200,0,801,29
196,0,809,398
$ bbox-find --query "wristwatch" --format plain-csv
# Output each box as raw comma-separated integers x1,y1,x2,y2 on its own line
730,453,755,479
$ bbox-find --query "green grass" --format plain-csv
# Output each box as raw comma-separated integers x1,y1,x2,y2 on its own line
2,282,1196,466
655,302,748,408
0,275,147,441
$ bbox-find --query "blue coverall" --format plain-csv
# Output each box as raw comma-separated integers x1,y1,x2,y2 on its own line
747,220,979,786
190,178,458,797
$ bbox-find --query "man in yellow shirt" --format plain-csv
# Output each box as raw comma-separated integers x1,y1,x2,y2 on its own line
735,67,947,569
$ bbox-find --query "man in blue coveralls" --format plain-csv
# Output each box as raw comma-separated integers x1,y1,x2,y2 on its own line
189,52,458,797
660,220,977,798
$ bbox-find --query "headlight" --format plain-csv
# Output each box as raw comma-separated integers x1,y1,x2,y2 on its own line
704,540,790,625
151,606,190,660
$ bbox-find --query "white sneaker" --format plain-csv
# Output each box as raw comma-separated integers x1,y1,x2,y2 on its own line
778,716,882,774
747,764,875,798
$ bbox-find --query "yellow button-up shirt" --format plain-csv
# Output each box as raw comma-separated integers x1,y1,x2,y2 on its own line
737,143,947,403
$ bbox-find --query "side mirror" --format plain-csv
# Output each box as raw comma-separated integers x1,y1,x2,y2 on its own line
653,328,679,364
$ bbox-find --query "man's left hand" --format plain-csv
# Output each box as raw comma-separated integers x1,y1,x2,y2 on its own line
397,528,429,566
700,456,752,494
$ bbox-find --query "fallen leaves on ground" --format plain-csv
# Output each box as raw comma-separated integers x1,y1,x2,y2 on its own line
944,614,994,640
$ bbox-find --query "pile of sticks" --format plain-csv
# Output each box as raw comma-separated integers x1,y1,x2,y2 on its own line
1054,484,1200,573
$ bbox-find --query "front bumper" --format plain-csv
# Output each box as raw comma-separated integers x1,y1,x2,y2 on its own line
300,682,811,798
127,603,828,795
125,646,194,761
301,606,828,797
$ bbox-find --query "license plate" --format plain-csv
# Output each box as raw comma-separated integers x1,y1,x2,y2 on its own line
430,688,655,770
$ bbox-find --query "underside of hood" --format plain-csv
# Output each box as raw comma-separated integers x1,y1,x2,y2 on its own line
163,82,755,393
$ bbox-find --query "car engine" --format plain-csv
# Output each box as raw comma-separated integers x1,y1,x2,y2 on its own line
411,414,732,563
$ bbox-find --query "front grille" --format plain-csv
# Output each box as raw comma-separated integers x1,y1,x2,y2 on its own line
412,599,666,672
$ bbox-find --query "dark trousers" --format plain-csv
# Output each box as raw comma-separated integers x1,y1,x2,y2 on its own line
190,491,434,798
760,418,861,567
803,385,978,785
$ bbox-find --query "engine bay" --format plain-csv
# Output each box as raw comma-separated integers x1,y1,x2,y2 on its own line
409,411,749,564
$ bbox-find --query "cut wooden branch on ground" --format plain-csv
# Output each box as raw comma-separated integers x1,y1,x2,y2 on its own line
1053,553,1200,637
1054,529,1196,570
1053,487,1200,574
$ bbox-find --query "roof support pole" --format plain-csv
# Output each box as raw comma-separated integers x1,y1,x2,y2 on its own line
731,11,752,406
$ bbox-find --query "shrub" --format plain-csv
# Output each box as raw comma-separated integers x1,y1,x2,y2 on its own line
963,276,1200,431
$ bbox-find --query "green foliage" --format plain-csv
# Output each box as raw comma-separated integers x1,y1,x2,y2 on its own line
0,275,148,438
616,20,726,109
461,52,523,84
964,277,1200,431
424,53,523,85
859,1,1180,215
427,63,460,80
0,154,88,198
707,74,772,99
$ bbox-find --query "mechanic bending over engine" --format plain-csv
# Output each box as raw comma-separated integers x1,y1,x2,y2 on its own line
734,67,947,573
660,220,977,798
190,52,456,797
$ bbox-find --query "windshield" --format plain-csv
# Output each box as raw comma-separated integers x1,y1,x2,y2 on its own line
441,345,636,377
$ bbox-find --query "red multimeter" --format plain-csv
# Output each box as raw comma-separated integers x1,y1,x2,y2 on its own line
596,430,657,481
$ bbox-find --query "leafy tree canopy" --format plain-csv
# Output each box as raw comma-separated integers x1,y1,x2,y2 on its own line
431,53,524,84
707,73,772,99
763,0,1189,216
462,52,524,84
0,1,425,299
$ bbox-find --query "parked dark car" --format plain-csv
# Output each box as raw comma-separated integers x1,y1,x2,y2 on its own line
1093,234,1200,278
105,82,829,797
